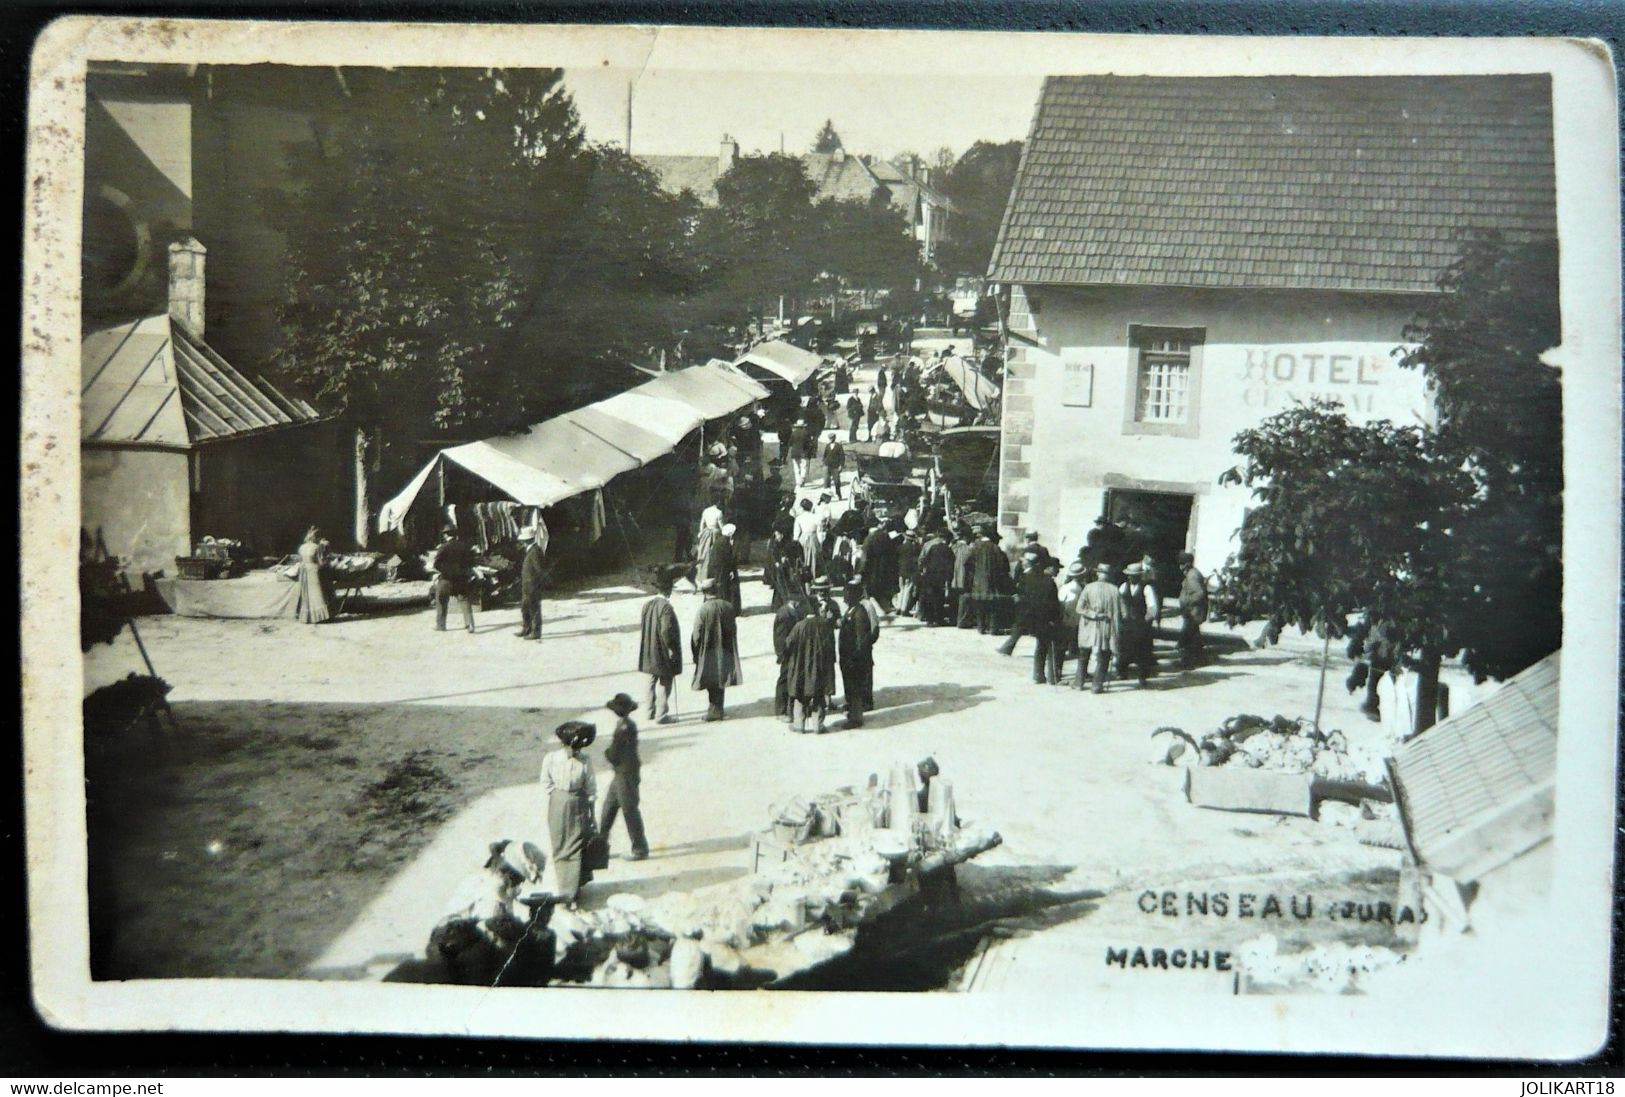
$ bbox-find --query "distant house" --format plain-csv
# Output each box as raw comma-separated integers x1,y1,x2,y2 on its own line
987,74,1557,570
640,134,952,262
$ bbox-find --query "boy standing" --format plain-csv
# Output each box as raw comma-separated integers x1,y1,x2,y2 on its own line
600,693,649,861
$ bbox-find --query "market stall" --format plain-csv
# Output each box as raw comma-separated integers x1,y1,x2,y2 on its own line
377,362,770,556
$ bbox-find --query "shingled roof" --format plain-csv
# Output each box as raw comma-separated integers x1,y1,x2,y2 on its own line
989,75,1556,293
82,314,323,447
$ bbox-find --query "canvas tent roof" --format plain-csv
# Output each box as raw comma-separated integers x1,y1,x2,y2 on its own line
930,357,1000,411
592,390,705,447
378,363,769,533
733,340,823,387
83,314,321,447
638,361,769,419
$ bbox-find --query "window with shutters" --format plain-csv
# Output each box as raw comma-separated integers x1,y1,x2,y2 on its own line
1123,325,1205,438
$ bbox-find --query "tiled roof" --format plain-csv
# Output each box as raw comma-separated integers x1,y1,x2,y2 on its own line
640,154,722,205
1389,652,1558,882
803,152,888,204
82,314,323,446
989,75,1556,293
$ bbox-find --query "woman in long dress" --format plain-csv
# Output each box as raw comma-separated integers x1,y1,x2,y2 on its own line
541,720,598,908
295,526,332,624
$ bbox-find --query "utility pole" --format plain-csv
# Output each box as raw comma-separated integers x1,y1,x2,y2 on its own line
625,79,634,154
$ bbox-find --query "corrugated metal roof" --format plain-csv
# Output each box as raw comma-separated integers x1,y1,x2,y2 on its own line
988,75,1557,293
1389,652,1559,882
82,314,322,446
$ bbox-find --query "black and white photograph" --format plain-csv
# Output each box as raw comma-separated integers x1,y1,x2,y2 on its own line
19,19,1620,1057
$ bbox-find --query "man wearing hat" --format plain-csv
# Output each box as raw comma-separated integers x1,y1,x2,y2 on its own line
965,524,1008,635
1117,562,1158,686
773,583,816,722
515,522,548,641
788,418,810,487
821,435,845,497
916,524,955,627
783,578,838,733
430,525,477,633
951,525,975,628
999,546,1063,683
1022,530,1056,573
1076,562,1125,693
1057,559,1089,679
599,693,649,862
690,577,742,721
638,566,683,724
1176,551,1209,666
838,581,876,728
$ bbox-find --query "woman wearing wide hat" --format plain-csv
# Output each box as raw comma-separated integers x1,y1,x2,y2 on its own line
540,720,599,906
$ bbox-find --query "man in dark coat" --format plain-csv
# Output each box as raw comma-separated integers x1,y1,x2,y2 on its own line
965,525,1008,635
783,579,839,734
690,578,742,721
599,693,648,861
837,581,875,728
788,419,810,487
638,567,683,723
845,392,863,443
1176,552,1209,667
515,525,547,641
773,588,815,721
917,526,955,626
999,546,1060,678
861,522,900,614
430,526,476,633
764,526,807,612
1020,530,1056,572
822,437,845,498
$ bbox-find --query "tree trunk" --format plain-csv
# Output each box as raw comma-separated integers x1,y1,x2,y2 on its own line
1412,647,1443,737
352,426,371,549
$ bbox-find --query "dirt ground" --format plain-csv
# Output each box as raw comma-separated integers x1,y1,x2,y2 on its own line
81,514,1446,985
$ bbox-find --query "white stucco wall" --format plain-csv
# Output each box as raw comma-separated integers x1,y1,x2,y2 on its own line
1002,284,1435,571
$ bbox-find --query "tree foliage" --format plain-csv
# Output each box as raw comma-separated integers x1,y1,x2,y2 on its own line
935,140,1023,278
265,68,699,442
1399,233,1562,681
812,119,843,154
1217,402,1473,653
814,193,923,298
688,153,919,326
1217,233,1563,732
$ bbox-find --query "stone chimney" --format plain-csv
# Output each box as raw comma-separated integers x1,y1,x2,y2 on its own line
719,134,738,173
167,236,206,337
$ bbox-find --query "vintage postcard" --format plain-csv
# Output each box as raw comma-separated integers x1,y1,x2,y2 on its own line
20,18,1620,1057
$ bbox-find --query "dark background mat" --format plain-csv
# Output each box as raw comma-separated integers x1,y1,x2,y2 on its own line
5,0,1623,1075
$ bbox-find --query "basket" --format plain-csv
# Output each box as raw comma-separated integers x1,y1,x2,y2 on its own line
175,556,226,581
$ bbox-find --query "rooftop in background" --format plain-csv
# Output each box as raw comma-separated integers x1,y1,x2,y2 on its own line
82,314,323,448
989,74,1557,293
1388,651,1558,884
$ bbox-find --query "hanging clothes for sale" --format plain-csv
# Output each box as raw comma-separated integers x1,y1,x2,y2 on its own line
589,489,606,543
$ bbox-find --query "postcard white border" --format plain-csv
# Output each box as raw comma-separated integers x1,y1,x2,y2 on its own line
21,18,1621,1058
